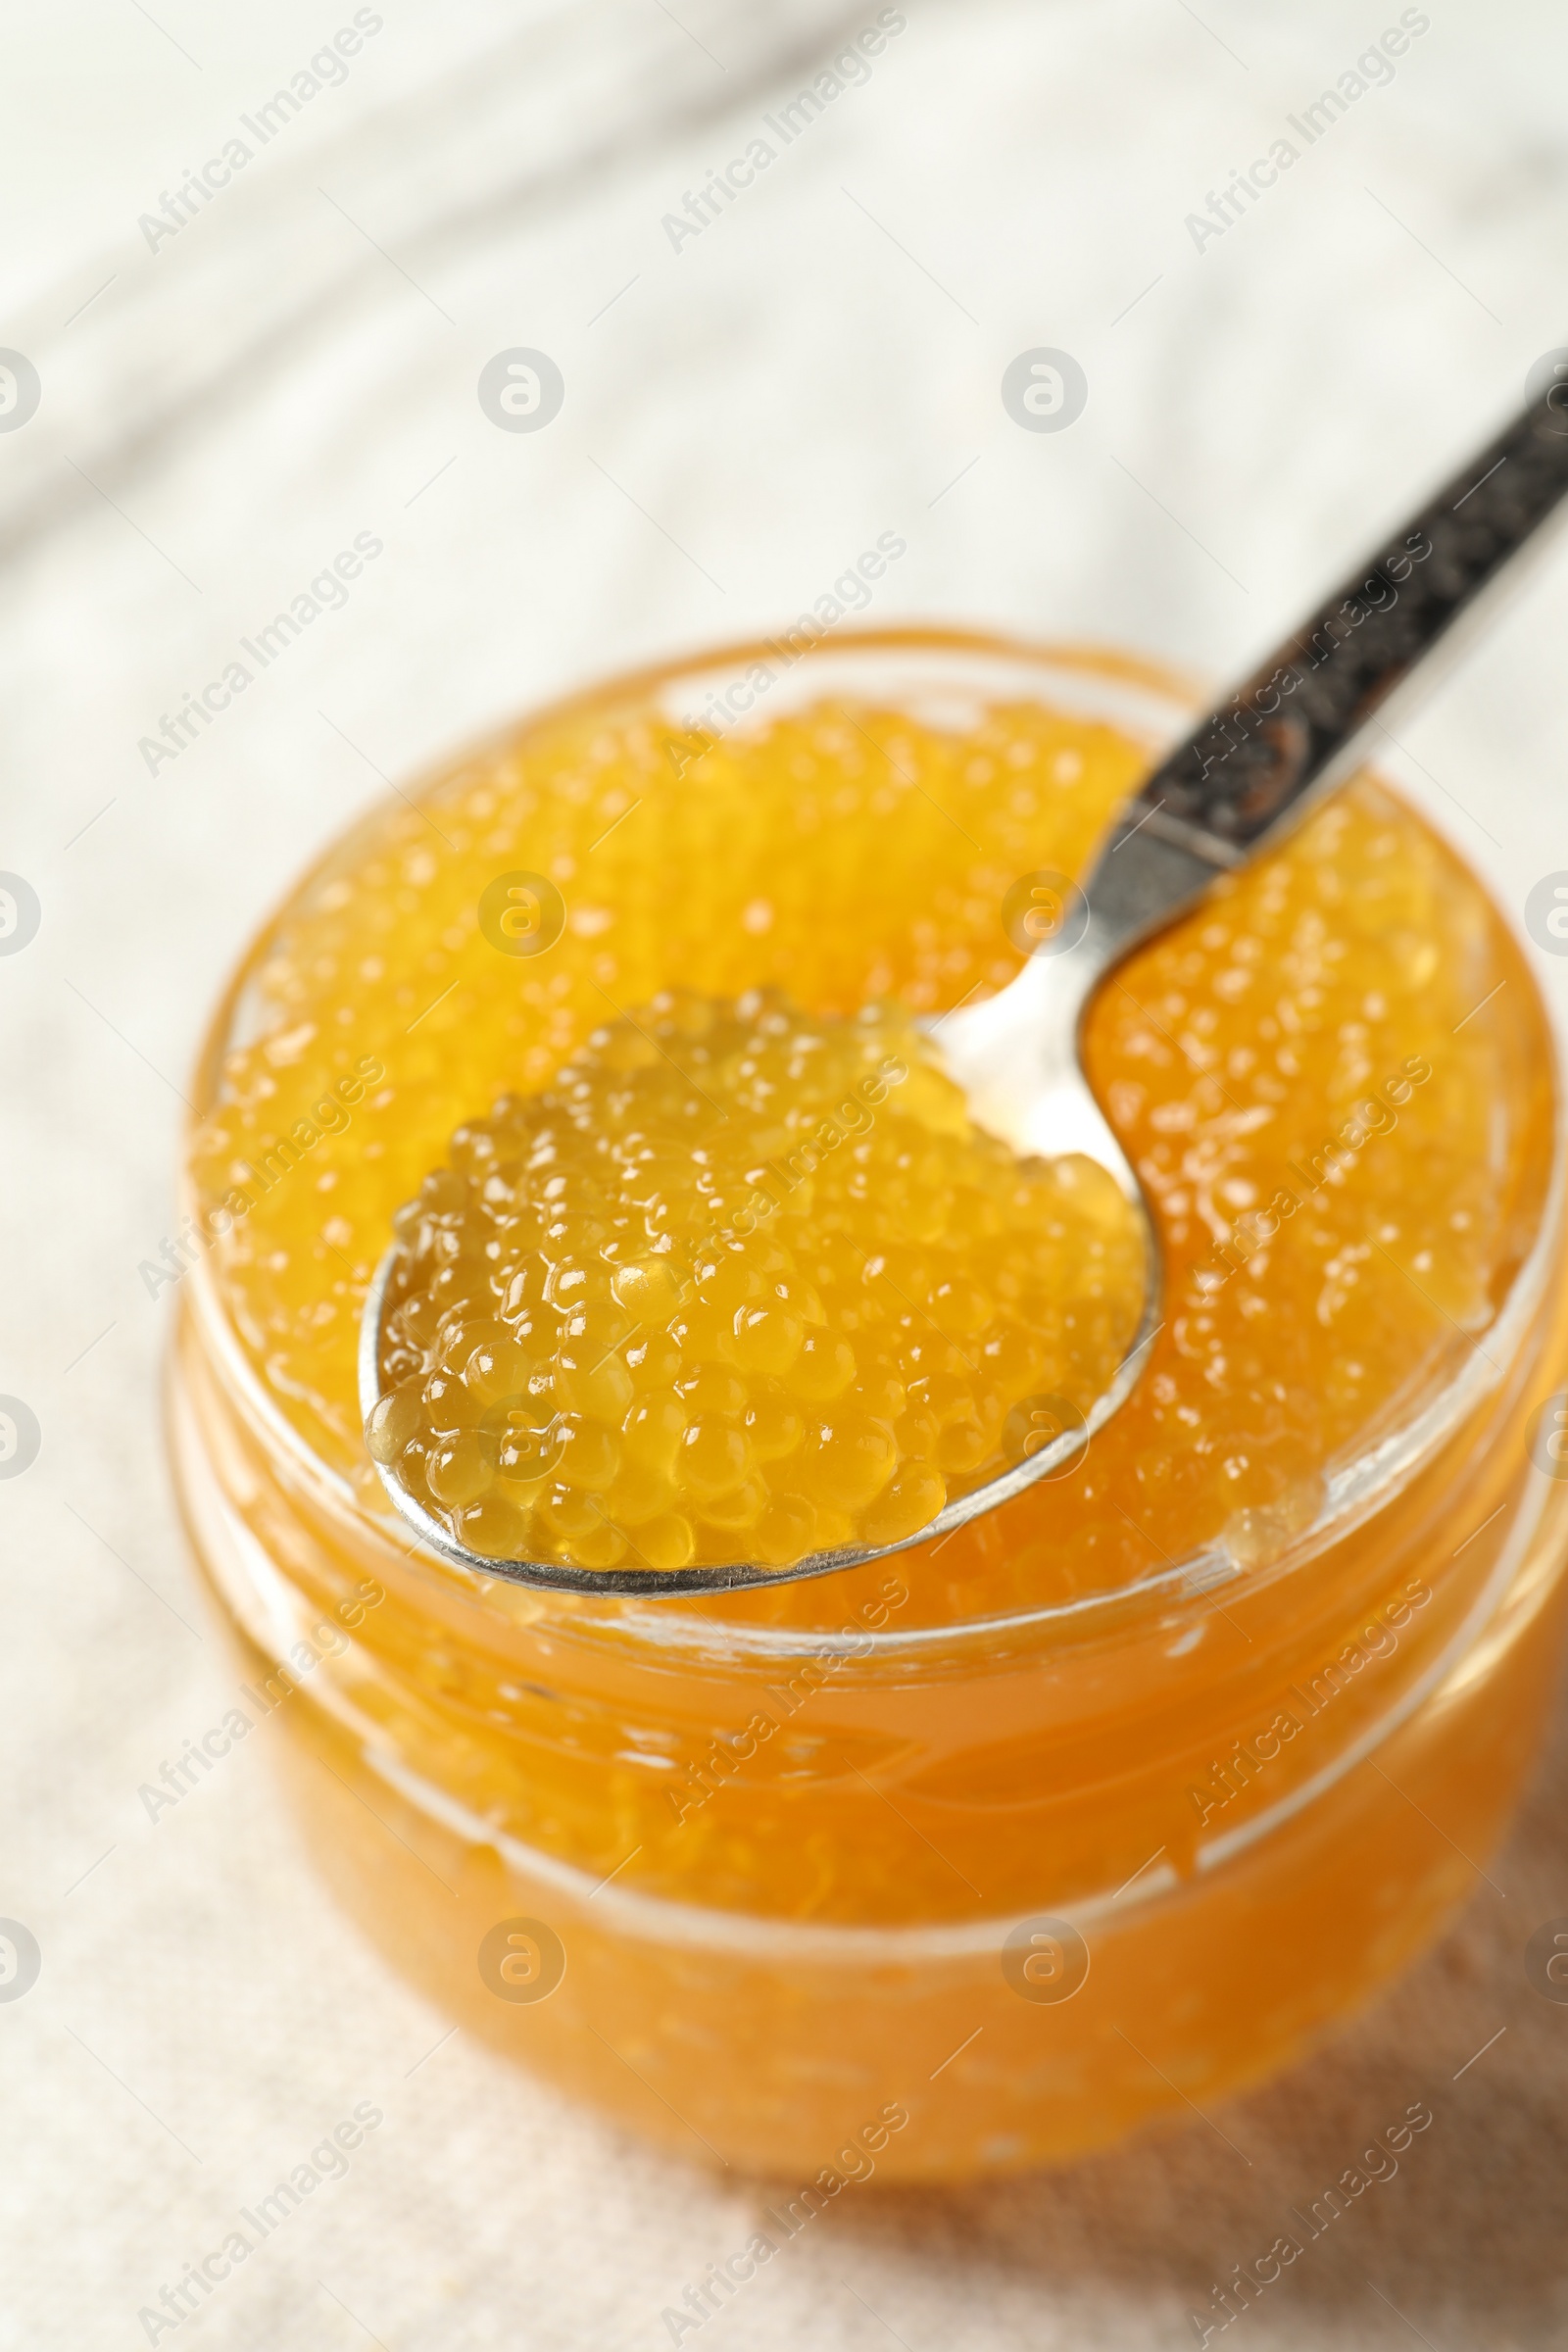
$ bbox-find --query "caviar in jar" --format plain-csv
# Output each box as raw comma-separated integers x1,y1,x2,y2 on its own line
172,635,1568,2180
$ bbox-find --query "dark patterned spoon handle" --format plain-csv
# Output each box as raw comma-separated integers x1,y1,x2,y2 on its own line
1091,382,1568,942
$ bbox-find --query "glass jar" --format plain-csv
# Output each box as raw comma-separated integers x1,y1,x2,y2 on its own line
168,630,1568,2180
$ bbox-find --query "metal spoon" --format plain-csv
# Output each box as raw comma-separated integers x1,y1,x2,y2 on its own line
362,380,1568,1595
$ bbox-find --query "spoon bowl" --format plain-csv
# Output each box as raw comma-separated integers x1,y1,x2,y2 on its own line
358,1199,1161,1594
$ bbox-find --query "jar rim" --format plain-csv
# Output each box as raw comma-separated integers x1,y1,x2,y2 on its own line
176,623,1567,1662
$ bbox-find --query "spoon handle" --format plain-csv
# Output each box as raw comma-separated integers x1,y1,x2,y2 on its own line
1088,381,1568,946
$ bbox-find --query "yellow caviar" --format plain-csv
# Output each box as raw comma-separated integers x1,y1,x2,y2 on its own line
185,666,1543,1631
368,990,1147,1571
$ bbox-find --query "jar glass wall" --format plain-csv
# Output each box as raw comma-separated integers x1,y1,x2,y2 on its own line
169,631,1568,2179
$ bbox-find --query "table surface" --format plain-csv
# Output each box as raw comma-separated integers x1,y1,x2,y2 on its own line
5,2,1568,2344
